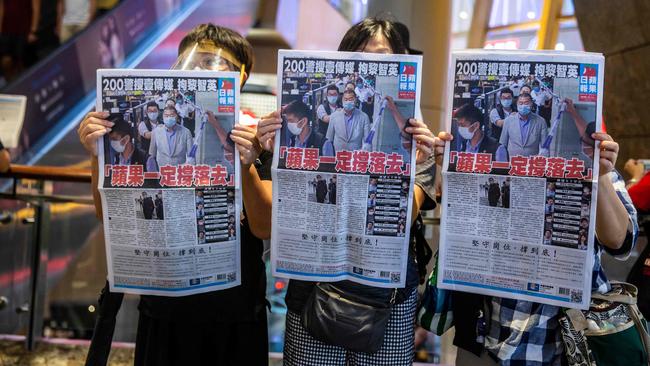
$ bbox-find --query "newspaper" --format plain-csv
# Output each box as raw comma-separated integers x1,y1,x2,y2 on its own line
270,50,422,288
438,50,604,309
96,69,242,296
0,94,27,148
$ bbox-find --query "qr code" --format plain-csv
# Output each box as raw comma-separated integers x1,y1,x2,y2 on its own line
570,290,583,303
390,273,401,283
380,271,390,278
227,272,236,282
559,287,570,296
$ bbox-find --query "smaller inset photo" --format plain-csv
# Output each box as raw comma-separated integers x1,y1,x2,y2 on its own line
307,174,337,204
134,190,164,220
478,176,510,208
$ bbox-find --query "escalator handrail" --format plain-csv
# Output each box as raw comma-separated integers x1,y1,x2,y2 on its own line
0,164,91,183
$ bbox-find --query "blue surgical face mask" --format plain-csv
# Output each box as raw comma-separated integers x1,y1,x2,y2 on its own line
501,99,512,108
343,101,355,111
518,104,531,116
163,116,176,127
327,95,338,105
533,86,540,93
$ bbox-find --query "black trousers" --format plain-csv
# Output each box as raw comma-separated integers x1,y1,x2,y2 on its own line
134,309,269,366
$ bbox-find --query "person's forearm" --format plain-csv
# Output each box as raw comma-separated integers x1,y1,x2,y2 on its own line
241,164,272,239
595,175,629,249
411,185,425,224
495,119,504,127
210,120,229,145
390,108,407,132
0,149,10,172
91,156,103,220
570,111,588,136
31,0,40,33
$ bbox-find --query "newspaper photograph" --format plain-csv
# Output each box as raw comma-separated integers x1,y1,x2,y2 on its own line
96,69,242,296
271,50,422,288
438,50,604,309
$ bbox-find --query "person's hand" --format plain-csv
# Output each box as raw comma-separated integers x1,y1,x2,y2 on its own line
404,119,435,164
624,159,645,181
256,110,282,152
206,110,219,129
385,95,398,113
433,131,453,166
230,125,262,167
27,32,38,43
592,132,618,176
78,111,113,156
564,97,577,117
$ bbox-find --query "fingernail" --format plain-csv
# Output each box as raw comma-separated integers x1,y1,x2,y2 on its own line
102,111,110,116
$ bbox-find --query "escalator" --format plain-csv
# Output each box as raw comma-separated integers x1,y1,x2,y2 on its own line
0,0,268,344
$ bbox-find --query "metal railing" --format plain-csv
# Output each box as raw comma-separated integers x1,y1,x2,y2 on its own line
0,164,92,350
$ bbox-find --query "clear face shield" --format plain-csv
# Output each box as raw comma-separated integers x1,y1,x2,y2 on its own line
171,41,247,84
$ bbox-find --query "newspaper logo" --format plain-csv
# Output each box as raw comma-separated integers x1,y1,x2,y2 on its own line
218,78,235,113
578,64,598,102
398,62,417,100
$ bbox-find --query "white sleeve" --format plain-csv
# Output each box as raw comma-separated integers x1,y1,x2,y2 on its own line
489,108,500,125
316,104,327,120
138,121,149,137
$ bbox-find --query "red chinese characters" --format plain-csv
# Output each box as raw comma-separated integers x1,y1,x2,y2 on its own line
335,151,353,172
127,165,144,186
368,152,386,174
111,165,128,186
303,148,320,170
385,153,404,174
286,147,304,169
159,166,177,187
210,165,228,186
193,165,211,186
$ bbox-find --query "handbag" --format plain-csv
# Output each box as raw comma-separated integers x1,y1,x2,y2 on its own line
417,252,454,335
302,282,397,353
559,282,650,366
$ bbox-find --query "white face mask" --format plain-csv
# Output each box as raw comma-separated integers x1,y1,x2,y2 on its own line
457,124,475,140
111,137,126,153
327,95,338,105
147,111,159,121
287,121,303,136
163,116,176,128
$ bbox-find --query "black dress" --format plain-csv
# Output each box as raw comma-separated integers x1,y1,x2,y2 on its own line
134,152,272,366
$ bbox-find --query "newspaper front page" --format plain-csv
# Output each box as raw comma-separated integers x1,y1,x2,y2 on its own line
438,50,604,309
97,69,242,296
271,50,422,288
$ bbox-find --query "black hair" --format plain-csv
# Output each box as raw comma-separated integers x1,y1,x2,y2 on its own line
284,100,310,120
109,115,133,138
146,101,159,110
343,89,356,99
500,88,514,97
327,85,339,93
517,92,533,102
455,104,483,125
178,23,254,83
338,17,407,54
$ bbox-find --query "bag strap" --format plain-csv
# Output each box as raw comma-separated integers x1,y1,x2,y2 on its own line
629,304,650,365
591,281,638,305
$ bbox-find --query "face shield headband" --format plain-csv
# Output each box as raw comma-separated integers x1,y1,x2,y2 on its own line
171,41,247,84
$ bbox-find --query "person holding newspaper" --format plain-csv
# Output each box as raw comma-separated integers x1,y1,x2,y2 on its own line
432,122,638,366
257,18,437,366
77,23,273,366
